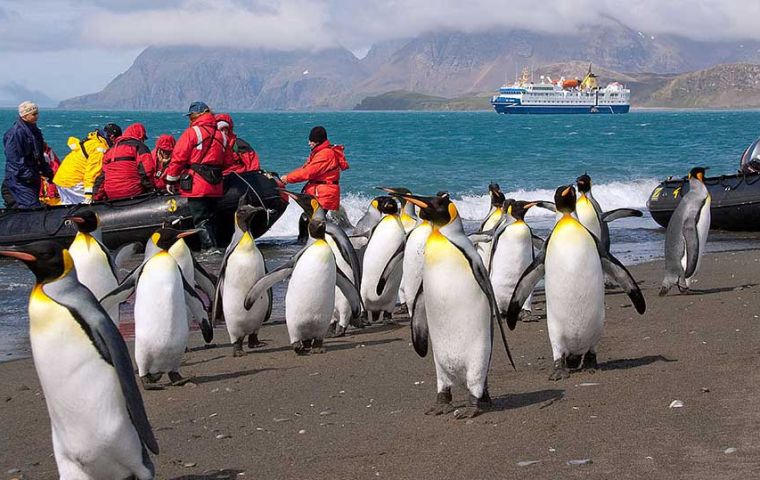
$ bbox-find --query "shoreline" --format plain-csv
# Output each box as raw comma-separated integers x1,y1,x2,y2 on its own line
2,249,760,479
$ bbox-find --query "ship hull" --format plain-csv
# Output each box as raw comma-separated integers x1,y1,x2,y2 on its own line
492,103,630,114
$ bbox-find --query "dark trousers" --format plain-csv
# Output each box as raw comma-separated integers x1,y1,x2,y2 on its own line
2,178,40,209
188,197,219,248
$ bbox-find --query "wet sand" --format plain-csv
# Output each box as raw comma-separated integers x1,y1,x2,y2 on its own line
1,249,760,479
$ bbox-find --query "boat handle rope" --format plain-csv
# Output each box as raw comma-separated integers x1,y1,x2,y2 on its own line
232,172,271,227
744,173,760,186
718,175,743,191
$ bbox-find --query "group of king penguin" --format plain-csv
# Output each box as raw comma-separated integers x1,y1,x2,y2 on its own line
0,166,712,478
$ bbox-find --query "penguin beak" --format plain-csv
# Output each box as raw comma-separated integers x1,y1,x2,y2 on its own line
280,189,314,213
561,186,573,197
524,202,538,210
177,229,201,239
397,194,431,209
0,247,36,262
65,216,85,225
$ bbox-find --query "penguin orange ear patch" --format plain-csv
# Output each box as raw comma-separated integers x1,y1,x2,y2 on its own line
447,202,458,222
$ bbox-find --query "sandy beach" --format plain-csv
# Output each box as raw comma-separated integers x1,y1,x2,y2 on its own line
1,249,760,480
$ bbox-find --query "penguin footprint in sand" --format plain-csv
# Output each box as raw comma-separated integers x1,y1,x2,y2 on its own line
244,216,362,355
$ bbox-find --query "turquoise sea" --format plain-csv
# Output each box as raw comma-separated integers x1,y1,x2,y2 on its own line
2,109,760,359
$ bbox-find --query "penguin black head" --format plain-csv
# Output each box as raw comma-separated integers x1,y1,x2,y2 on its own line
576,173,592,193
282,189,320,218
399,194,457,228
488,183,505,207
66,209,99,234
151,227,198,251
554,185,577,214
375,196,399,215
0,241,72,284
688,167,708,182
510,200,537,222
308,218,327,239
236,205,265,234
377,186,412,205
503,198,516,217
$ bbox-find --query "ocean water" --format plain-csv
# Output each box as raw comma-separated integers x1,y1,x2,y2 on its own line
2,109,760,360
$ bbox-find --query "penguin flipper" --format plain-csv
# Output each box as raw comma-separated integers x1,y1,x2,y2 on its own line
182,273,213,343
602,208,643,222
211,276,224,327
326,223,362,286
244,268,292,310
44,275,159,455
410,287,428,357
534,201,556,212
113,241,142,270
468,233,493,244
600,254,646,314
531,234,545,251
376,242,405,296
506,253,546,328
682,214,701,279
336,268,363,321
98,259,148,317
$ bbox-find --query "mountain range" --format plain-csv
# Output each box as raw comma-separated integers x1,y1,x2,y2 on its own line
60,18,760,111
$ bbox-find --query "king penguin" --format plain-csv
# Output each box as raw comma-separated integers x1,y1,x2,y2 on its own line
101,228,212,388
377,186,419,233
489,200,538,322
245,216,362,355
507,185,646,380
0,241,158,479
360,196,406,324
212,202,270,356
397,193,515,418
283,190,363,336
660,167,711,295
65,210,120,324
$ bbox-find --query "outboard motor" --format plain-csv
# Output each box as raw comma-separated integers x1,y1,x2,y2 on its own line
740,136,760,174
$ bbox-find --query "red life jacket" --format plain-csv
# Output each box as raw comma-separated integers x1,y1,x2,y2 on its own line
166,113,227,198
96,123,155,200
286,141,348,210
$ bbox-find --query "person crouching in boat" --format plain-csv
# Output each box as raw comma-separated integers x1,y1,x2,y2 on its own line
152,134,176,190
280,126,351,240
165,101,227,249
39,143,61,206
92,123,156,201
54,123,121,204
2,101,54,209
216,113,262,176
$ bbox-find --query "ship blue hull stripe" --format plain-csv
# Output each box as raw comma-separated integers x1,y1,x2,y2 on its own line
492,104,630,114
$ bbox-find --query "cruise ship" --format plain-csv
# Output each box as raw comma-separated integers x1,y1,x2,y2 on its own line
491,66,630,114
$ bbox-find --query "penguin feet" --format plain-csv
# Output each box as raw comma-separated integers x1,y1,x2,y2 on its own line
328,325,347,338
326,322,337,336
393,303,409,317
140,374,165,391
479,388,493,407
549,358,571,381
455,394,484,419
425,389,454,416
519,309,537,322
382,311,396,325
232,339,246,357
311,338,326,354
168,371,192,386
566,354,583,370
248,333,264,349
293,341,309,356
582,351,598,373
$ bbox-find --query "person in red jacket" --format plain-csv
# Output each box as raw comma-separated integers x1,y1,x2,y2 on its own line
165,101,227,248
215,113,261,176
93,123,155,201
281,126,347,211
39,143,61,205
151,134,176,190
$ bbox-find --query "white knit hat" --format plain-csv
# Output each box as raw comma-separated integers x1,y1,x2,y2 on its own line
18,101,38,117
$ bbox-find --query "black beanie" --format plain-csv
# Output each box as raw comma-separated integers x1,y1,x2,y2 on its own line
309,126,327,144
103,123,122,138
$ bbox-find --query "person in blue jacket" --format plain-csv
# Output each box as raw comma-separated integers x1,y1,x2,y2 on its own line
2,101,53,209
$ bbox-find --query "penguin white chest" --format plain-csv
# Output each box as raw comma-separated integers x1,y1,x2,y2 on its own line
490,222,533,310
224,234,268,339
134,252,188,375
402,223,432,306
360,217,405,310
545,218,605,357
576,197,601,239
28,287,144,478
68,234,117,298
286,240,336,342
423,231,491,378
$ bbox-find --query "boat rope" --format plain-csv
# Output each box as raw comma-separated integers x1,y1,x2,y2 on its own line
232,172,271,227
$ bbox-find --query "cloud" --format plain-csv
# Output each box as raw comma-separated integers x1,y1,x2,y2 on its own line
2,0,760,55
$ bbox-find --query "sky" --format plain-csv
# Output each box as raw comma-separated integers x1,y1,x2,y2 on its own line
1,0,759,102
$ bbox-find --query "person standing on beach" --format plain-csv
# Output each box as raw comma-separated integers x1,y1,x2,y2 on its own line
53,123,121,204
1,101,54,209
165,101,227,249
280,126,350,236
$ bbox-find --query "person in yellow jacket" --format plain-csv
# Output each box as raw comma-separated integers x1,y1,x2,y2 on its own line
53,123,121,204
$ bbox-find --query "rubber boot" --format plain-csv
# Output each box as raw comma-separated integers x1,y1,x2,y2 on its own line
196,219,217,250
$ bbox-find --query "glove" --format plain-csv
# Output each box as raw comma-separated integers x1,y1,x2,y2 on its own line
83,195,93,205
166,183,177,195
